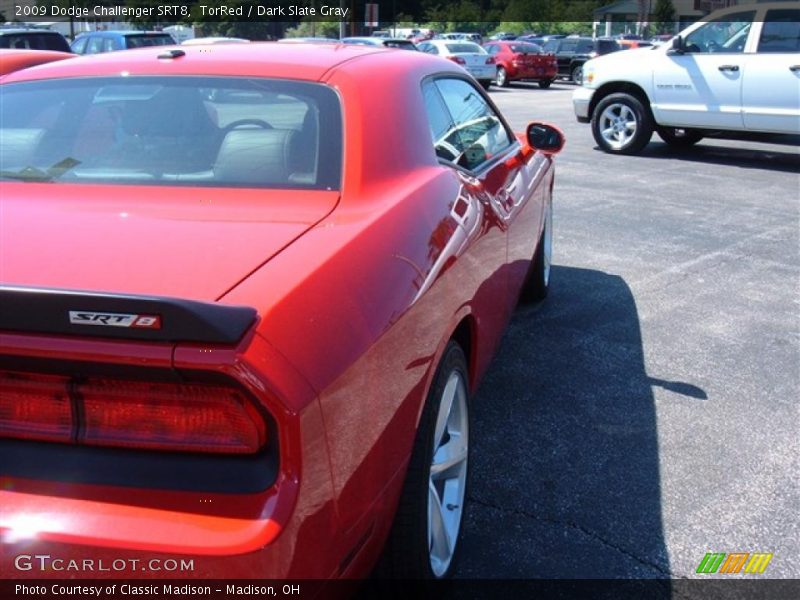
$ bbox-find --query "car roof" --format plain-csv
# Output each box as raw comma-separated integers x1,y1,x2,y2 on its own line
0,29,63,35
0,42,408,83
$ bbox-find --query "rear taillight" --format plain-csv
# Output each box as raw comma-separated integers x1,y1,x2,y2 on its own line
0,370,267,454
447,55,466,65
0,371,72,443
485,56,495,65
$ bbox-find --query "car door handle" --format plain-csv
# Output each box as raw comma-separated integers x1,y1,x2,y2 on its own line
790,65,800,72
718,65,739,72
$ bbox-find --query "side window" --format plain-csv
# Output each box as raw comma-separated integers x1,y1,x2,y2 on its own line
422,81,456,162
102,38,119,52
431,78,513,171
543,40,559,53
683,11,755,54
486,44,499,55
560,40,578,53
758,9,800,53
71,37,88,54
85,37,105,55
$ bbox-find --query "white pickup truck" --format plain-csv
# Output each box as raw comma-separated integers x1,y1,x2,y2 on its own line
573,2,800,154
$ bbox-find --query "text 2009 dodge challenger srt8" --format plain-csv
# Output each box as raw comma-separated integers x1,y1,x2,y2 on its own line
0,42,563,580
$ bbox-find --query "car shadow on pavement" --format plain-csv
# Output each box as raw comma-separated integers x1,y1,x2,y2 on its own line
638,138,800,175
459,265,693,594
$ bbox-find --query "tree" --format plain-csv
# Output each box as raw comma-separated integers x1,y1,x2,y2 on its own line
653,0,676,34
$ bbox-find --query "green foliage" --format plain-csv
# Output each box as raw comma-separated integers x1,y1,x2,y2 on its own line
283,20,341,39
653,0,677,34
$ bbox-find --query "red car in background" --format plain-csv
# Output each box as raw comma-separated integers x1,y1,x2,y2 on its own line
0,43,563,581
0,49,73,77
483,40,559,88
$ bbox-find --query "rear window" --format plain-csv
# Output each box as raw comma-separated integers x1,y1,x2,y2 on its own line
383,40,417,50
597,40,621,53
124,34,175,49
0,76,342,190
445,43,483,54
509,43,543,54
0,33,70,52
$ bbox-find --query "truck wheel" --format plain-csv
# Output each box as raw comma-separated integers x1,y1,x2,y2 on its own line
656,126,704,148
538,79,553,89
571,65,583,85
591,92,654,155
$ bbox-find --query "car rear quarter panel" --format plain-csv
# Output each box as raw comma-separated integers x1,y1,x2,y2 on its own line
221,55,515,558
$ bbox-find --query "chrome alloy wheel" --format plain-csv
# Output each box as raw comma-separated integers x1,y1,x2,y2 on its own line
427,369,469,577
599,102,638,150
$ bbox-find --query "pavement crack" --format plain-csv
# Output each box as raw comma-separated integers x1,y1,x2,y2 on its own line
467,494,675,579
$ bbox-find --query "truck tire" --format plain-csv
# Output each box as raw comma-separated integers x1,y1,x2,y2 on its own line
591,92,654,155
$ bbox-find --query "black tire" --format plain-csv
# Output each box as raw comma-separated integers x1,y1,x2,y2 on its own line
591,92,654,155
496,67,509,88
571,64,583,85
521,201,552,302
480,80,492,91
378,341,470,579
656,126,704,148
538,79,553,89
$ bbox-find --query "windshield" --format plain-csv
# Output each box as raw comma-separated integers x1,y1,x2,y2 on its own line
125,34,175,48
0,76,342,190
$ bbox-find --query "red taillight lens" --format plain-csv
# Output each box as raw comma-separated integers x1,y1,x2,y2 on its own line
0,371,72,443
485,56,495,64
447,55,466,65
0,370,266,454
82,379,266,454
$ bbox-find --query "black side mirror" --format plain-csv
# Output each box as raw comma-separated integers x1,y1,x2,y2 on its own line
671,35,684,53
526,122,565,155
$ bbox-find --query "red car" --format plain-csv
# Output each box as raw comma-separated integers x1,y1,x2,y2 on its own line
0,43,563,580
483,40,559,88
0,49,73,77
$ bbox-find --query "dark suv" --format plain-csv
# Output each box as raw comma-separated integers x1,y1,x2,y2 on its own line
71,31,175,55
543,37,621,84
0,29,71,52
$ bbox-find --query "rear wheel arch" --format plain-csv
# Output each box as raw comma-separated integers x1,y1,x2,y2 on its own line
450,317,475,390
590,81,654,123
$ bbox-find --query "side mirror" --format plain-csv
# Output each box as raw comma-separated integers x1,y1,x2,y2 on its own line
526,122,565,155
671,35,684,54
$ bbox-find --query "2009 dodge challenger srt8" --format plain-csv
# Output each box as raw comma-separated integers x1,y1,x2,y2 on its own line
0,43,563,580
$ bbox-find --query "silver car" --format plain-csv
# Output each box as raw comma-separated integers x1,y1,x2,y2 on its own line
417,40,497,90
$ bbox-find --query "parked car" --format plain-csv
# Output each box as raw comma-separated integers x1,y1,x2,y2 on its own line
341,37,418,50
277,37,339,44
0,49,73,76
70,31,175,55
617,39,654,49
483,40,558,88
440,32,483,44
0,28,71,53
417,40,497,89
574,2,800,154
489,32,518,41
518,34,566,46
0,42,563,580
544,36,621,84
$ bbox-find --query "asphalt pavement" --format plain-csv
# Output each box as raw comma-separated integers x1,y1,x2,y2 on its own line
457,82,800,583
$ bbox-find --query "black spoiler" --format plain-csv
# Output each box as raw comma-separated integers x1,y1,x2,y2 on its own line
0,285,257,344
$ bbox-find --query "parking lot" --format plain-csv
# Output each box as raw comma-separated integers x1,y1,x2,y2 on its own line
459,83,799,579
